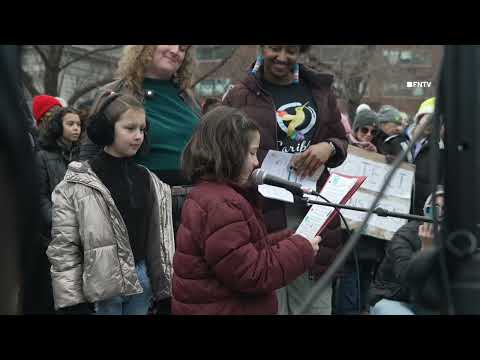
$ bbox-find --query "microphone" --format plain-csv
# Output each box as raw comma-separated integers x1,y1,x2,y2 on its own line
251,169,434,222
251,169,312,197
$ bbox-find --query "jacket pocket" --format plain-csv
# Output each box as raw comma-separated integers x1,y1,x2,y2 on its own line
83,245,123,302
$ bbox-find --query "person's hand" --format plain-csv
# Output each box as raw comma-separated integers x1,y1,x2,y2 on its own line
292,142,333,178
361,142,377,152
419,222,434,250
309,235,322,254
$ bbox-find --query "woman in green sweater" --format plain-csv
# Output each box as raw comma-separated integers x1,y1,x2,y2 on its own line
79,46,201,314
80,45,201,217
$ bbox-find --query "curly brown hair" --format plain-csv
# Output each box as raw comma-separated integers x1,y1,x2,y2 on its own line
38,107,83,146
116,45,195,94
182,105,260,183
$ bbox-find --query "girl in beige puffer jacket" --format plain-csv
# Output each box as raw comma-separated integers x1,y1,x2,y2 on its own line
47,91,175,315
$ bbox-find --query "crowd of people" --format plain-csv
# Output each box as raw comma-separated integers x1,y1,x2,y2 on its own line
21,45,443,315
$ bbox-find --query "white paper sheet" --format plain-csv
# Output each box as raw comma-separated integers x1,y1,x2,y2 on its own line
330,146,415,240
334,153,413,200
258,184,294,203
295,173,358,241
258,150,325,202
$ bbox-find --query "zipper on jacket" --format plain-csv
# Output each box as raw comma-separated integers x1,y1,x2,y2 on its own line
64,174,135,294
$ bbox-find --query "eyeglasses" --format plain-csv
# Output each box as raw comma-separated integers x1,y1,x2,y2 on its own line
359,127,378,136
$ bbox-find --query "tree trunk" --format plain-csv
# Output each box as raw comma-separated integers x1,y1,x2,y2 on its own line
43,46,64,96
43,68,60,96
21,70,40,97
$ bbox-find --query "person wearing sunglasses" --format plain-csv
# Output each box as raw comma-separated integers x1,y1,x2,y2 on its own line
369,187,445,315
348,108,379,152
358,125,378,139
335,108,388,314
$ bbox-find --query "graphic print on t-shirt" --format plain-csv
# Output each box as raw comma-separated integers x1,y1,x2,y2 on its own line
277,101,316,141
275,100,318,153
262,80,318,154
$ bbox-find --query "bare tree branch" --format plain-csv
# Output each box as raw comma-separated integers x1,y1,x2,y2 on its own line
190,46,239,88
307,46,381,116
359,74,371,98
32,45,51,69
21,70,40,97
67,76,115,106
51,46,65,68
304,52,335,72
60,45,123,71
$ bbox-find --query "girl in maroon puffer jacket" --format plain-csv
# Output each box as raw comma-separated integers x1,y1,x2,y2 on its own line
172,105,320,315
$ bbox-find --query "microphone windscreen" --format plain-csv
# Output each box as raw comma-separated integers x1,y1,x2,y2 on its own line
251,169,266,185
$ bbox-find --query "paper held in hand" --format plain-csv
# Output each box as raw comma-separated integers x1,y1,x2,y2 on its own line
257,150,325,203
295,173,366,241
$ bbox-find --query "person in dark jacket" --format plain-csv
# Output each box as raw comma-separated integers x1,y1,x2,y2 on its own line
377,105,412,162
374,105,404,152
0,45,41,314
379,129,412,161
369,187,444,315
17,86,39,151
335,109,387,314
409,98,445,215
33,106,83,314
37,107,83,237
172,106,320,315
223,45,348,315
380,98,444,216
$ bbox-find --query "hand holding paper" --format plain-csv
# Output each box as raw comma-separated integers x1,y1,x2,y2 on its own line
292,142,333,177
309,235,322,254
295,173,366,241
258,150,325,203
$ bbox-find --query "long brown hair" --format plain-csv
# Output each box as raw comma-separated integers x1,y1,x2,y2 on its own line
182,105,260,183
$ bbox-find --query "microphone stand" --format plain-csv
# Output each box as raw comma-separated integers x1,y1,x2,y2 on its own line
294,194,433,223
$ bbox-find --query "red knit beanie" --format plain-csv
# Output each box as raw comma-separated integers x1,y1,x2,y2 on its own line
32,95,63,125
